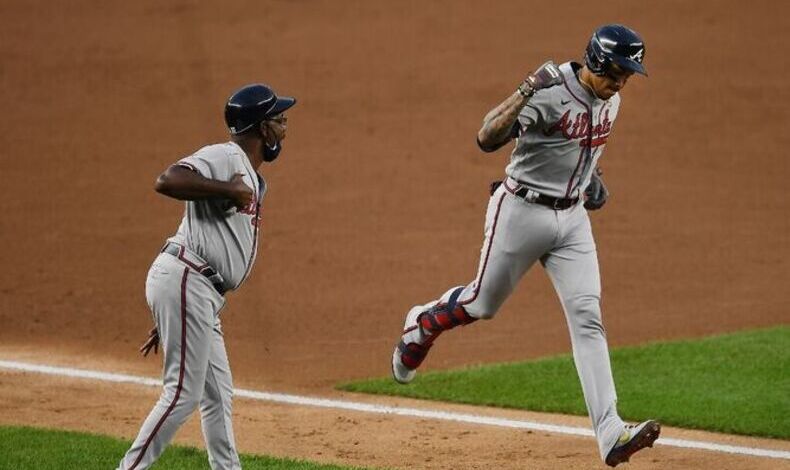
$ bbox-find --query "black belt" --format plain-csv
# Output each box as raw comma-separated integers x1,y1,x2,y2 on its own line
512,184,578,210
161,243,227,296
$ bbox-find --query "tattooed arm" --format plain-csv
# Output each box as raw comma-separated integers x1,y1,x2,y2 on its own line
476,91,530,152
477,61,564,153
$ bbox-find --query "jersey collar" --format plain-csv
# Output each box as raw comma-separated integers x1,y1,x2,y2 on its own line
560,61,608,104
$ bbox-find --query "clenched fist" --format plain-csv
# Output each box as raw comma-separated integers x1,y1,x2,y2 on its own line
226,173,254,210
518,61,565,97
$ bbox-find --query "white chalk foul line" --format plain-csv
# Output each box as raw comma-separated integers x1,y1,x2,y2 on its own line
1,359,788,460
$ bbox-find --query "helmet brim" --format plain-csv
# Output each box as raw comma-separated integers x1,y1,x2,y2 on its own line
268,96,296,118
612,56,648,76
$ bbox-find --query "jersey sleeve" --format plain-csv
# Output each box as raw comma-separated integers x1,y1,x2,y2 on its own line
517,89,552,131
177,145,233,182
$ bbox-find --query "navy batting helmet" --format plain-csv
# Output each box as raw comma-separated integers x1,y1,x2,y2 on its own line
224,84,296,135
585,24,647,76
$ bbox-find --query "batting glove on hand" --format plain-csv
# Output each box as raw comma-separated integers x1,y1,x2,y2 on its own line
518,61,564,97
584,168,609,211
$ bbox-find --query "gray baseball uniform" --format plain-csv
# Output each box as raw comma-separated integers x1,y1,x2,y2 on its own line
509,61,619,199
118,142,263,470
395,61,628,459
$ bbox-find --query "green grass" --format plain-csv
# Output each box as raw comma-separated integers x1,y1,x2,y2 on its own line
340,326,790,439
0,425,374,470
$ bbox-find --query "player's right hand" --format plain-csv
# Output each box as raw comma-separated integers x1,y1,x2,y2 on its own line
227,173,255,210
140,327,160,357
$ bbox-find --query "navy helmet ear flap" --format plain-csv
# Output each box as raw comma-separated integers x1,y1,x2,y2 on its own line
585,33,611,75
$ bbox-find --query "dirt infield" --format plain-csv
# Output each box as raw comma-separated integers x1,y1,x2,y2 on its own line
1,0,788,468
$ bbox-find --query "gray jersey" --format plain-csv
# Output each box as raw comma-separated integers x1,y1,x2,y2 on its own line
167,141,265,291
507,61,621,198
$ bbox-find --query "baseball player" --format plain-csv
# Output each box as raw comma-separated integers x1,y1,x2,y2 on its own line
391,25,659,467
117,83,295,470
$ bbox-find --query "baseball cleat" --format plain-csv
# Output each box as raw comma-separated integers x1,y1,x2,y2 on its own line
391,305,430,384
605,420,661,467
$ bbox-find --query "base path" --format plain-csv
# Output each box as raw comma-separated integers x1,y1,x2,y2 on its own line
1,357,788,470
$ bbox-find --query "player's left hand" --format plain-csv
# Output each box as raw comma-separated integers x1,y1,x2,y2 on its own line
519,61,565,97
584,167,608,210
140,327,160,357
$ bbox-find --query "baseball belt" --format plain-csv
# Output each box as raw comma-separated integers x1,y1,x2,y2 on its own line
502,178,579,210
161,242,227,296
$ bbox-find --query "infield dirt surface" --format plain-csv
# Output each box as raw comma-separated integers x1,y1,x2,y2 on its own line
1,1,788,469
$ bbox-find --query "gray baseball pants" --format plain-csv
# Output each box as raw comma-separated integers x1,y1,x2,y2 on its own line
429,179,626,459
117,253,241,470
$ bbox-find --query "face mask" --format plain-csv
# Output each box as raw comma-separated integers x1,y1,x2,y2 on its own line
262,141,281,162
259,123,282,162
